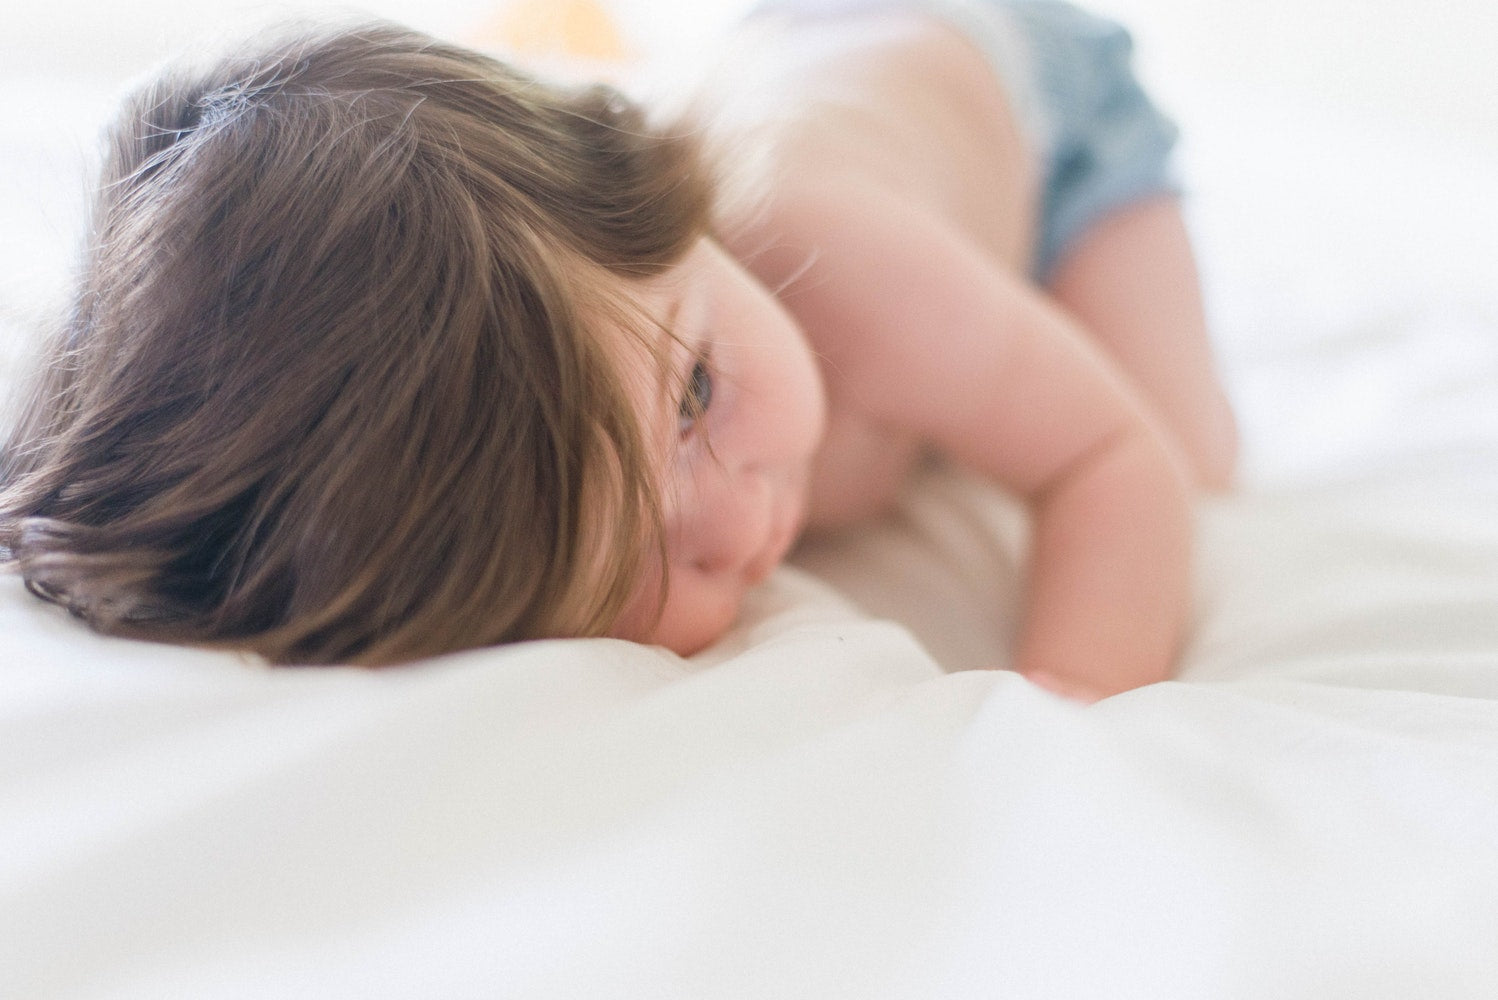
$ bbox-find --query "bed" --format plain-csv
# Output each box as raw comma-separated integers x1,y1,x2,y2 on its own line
4,2,1498,996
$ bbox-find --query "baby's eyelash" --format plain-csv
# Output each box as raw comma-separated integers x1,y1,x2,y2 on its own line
677,350,715,437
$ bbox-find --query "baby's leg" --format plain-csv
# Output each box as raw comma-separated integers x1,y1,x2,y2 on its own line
1047,196,1238,490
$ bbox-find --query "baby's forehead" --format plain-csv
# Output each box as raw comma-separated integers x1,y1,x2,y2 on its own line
595,253,702,357
580,273,684,431
583,238,718,400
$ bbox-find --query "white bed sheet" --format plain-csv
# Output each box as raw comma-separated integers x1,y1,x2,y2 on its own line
4,34,1498,1000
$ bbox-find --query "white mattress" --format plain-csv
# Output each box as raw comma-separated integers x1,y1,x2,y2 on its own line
4,17,1498,999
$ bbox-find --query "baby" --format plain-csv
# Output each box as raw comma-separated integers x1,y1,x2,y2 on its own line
0,2,1234,697
649,0,1239,696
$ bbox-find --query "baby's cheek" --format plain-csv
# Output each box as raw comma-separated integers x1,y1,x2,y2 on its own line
607,558,667,645
607,557,745,656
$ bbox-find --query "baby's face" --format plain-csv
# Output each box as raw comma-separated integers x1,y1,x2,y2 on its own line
608,239,826,655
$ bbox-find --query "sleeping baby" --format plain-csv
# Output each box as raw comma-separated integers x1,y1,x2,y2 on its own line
0,0,1234,699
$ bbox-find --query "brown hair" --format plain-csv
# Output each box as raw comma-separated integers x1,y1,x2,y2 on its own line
0,21,710,664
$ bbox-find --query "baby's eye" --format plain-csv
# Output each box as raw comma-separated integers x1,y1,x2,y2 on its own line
677,357,714,437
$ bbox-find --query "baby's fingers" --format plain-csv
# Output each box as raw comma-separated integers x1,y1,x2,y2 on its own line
1023,670,1108,704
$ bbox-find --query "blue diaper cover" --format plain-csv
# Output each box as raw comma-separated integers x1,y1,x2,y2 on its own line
747,0,1182,281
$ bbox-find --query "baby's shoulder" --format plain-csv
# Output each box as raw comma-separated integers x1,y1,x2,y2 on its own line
729,172,1013,389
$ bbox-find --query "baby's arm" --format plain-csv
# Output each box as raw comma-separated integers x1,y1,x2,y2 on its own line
1048,197,1238,491
754,181,1193,697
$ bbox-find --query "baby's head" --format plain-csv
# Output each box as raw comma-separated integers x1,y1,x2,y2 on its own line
0,22,820,664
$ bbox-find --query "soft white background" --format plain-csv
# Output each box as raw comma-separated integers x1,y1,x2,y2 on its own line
5,0,1496,140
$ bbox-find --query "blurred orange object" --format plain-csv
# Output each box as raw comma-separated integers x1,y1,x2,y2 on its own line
471,0,632,62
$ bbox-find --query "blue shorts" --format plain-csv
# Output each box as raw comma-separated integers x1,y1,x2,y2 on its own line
748,0,1182,281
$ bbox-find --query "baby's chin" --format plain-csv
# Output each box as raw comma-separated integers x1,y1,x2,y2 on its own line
649,593,744,657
